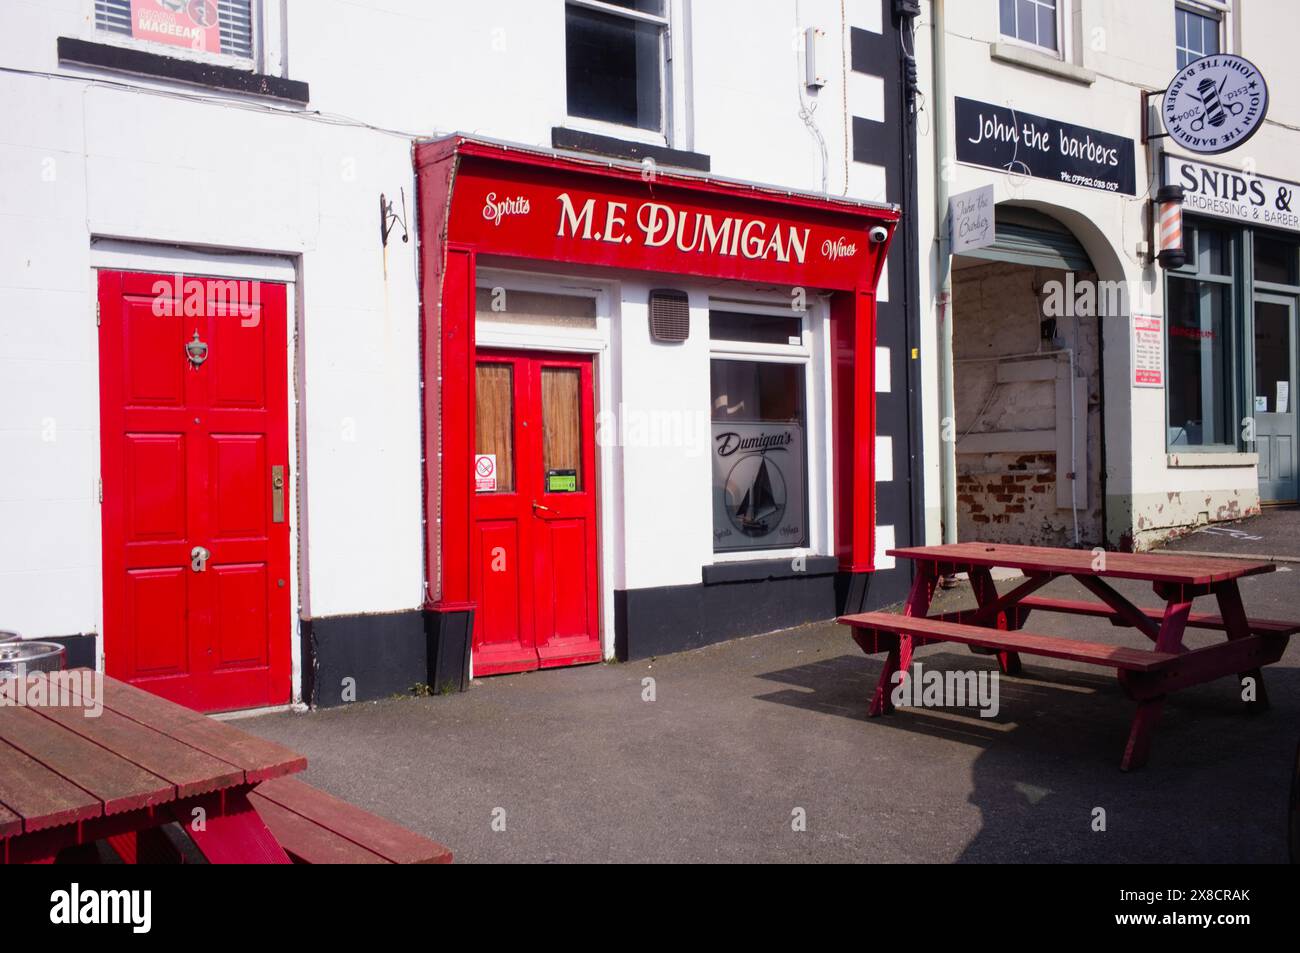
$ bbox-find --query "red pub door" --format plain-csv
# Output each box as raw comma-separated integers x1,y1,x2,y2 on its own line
472,351,601,675
98,270,292,712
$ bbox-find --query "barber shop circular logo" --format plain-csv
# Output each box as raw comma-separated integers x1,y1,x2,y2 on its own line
1162,55,1268,155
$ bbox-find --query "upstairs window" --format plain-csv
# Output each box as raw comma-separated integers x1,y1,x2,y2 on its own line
999,0,1060,53
94,0,255,61
565,0,666,132
1175,2,1223,69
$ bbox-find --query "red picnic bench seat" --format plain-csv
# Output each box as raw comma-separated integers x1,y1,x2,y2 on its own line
1014,596,1300,637
249,777,452,865
841,611,1179,672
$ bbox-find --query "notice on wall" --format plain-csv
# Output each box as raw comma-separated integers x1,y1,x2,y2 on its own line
474,454,497,493
1278,382,1290,414
129,0,222,54
1132,314,1164,388
949,185,995,254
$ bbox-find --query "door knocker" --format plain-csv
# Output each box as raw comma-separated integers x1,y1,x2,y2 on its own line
185,330,208,368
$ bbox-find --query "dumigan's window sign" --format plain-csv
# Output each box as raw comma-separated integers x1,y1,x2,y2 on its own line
1164,155,1299,234
955,97,1137,195
711,424,807,552
1161,55,1268,155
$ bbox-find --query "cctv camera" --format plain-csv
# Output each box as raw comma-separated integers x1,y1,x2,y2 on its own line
869,225,889,244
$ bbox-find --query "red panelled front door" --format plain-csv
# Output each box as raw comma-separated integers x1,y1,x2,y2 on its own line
98,270,291,712
472,351,601,675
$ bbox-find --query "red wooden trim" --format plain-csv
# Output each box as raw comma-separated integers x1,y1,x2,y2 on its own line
438,246,477,606
831,289,877,572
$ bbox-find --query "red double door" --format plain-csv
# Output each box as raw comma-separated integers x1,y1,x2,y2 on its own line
472,350,602,675
98,271,291,712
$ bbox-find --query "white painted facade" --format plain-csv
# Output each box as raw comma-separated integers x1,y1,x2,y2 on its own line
0,0,893,702
912,0,1300,549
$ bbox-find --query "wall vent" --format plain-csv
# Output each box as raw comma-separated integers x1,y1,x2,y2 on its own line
648,289,690,343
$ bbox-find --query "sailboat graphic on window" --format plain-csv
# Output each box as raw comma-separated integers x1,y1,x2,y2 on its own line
727,453,787,537
736,456,779,531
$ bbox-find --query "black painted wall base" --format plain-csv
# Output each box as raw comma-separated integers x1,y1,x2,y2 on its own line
301,566,915,705
301,608,476,708
302,610,427,708
42,633,98,670
614,568,913,662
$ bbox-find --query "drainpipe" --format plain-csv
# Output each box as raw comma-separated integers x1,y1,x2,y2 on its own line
931,0,957,544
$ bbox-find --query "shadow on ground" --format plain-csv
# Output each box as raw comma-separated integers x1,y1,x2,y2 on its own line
244,570,1300,863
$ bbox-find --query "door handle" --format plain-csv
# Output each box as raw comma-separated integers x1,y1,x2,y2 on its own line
532,501,553,516
190,546,210,572
271,465,285,523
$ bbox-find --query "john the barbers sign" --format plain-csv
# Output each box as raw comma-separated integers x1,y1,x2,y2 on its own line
955,97,1137,195
1164,156,1300,234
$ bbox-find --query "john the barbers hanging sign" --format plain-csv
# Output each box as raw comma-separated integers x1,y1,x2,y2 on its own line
1161,55,1268,155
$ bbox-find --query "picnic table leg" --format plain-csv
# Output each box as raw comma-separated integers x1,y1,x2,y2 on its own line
177,790,291,864
868,562,937,717
969,567,1022,676
1121,698,1165,772
1215,581,1270,714
1119,598,1192,771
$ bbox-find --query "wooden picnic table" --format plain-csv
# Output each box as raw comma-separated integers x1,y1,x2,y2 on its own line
0,671,306,864
838,542,1300,770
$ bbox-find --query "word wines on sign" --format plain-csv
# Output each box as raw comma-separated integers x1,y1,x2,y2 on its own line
955,97,1137,195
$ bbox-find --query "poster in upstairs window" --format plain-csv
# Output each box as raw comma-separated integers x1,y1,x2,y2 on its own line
130,0,222,54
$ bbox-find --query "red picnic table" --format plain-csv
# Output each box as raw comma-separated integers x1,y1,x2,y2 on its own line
838,543,1300,770
0,672,452,864
0,671,306,864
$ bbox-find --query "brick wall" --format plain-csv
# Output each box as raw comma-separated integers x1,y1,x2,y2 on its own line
952,260,1104,546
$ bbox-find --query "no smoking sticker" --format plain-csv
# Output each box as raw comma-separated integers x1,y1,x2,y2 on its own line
475,454,497,492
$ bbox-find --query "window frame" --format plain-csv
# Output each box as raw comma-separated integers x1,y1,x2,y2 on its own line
1174,1,1228,69
562,0,687,148
1164,218,1243,454
998,0,1066,59
84,0,285,76
707,296,830,562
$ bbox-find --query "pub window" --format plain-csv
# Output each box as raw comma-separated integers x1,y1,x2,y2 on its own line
1166,222,1238,450
709,309,810,554
94,0,256,61
1175,2,1223,70
999,0,1060,53
565,0,666,132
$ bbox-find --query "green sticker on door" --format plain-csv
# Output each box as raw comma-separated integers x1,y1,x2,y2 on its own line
546,469,577,493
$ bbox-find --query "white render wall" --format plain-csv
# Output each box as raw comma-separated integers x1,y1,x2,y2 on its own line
913,0,1300,549
0,1,888,677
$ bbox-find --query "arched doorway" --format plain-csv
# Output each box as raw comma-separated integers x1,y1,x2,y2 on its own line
950,205,1108,547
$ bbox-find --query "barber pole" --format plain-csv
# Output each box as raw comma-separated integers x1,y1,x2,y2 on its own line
1155,184,1186,269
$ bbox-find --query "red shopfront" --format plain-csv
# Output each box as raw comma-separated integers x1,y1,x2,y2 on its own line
416,136,899,677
